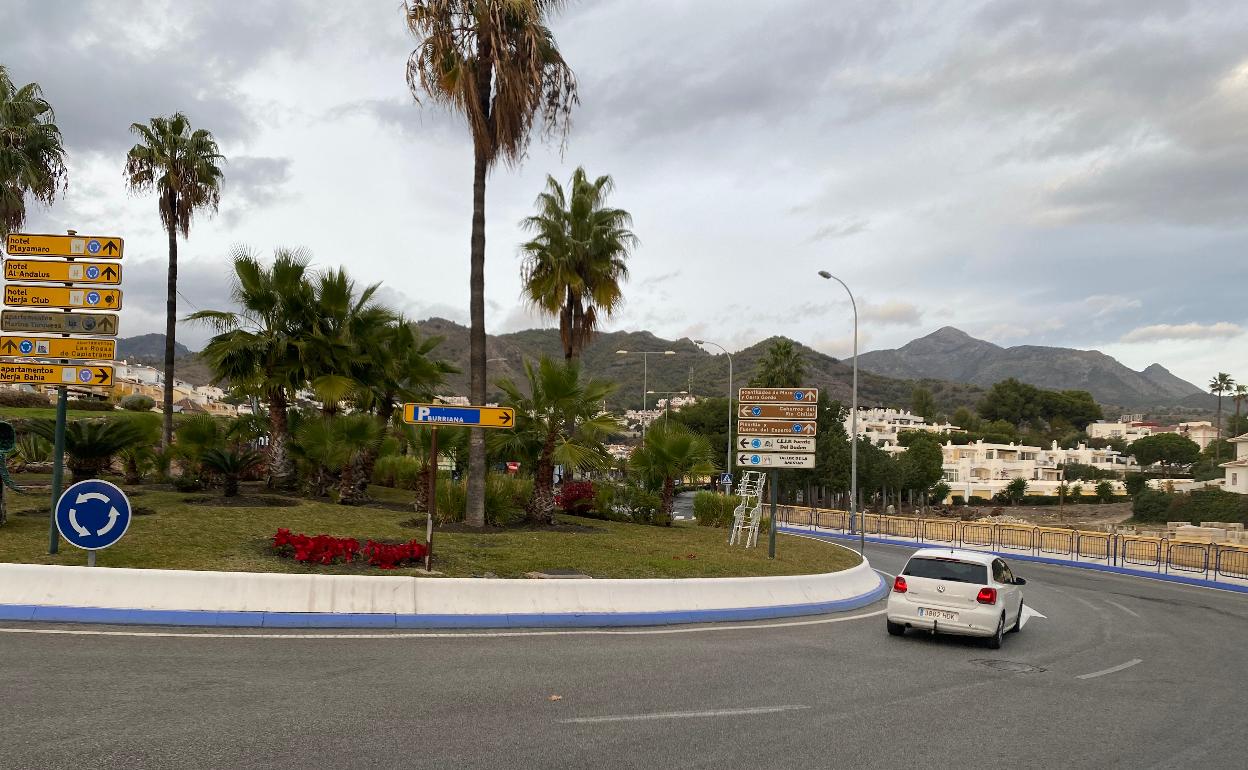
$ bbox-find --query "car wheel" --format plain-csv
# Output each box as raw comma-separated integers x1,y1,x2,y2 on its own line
886,619,905,637
1010,600,1023,633
987,613,1005,649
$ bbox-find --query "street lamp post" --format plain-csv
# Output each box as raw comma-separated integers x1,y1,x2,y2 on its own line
695,340,733,490
616,349,675,438
647,390,688,424
818,270,862,555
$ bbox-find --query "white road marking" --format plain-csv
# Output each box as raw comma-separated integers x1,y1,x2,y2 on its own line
558,704,810,724
1104,599,1141,618
1019,604,1046,628
1048,587,1101,611
1076,658,1143,680
0,609,886,641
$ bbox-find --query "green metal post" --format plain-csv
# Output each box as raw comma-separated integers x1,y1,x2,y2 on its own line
48,385,67,554
768,469,778,559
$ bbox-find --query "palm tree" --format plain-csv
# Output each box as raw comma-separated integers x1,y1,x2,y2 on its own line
304,266,396,415
1232,383,1247,436
520,167,636,361
629,422,716,517
1210,373,1235,460
494,358,619,524
29,419,149,482
201,447,264,497
124,113,225,448
749,339,806,388
189,247,316,489
0,66,67,236
406,0,578,528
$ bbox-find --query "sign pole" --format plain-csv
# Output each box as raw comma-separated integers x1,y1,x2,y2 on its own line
47,384,66,554
425,426,437,571
768,469,778,559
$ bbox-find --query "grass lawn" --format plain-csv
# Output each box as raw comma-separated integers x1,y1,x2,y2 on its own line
0,480,860,579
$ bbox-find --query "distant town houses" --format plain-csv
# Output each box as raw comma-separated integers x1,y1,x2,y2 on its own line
1220,433,1248,495
1087,419,1155,444
0,358,239,415
845,407,963,447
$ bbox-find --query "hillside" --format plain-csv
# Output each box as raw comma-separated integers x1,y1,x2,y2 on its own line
116,334,214,386
413,319,985,414
855,327,1209,409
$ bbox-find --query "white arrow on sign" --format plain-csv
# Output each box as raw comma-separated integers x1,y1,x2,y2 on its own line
67,508,90,536
96,507,121,536
78,491,110,505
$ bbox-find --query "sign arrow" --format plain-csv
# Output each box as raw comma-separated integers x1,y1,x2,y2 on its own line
103,241,118,255
739,438,751,449
801,424,815,434
500,412,511,425
102,266,117,279
0,340,15,353
99,317,115,332
78,492,110,505
67,508,90,537
95,368,110,384
96,507,121,536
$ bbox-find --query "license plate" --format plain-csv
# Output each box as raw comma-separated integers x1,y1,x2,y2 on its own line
919,608,958,622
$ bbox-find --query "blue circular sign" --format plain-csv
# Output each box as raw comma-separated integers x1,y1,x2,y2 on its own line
750,406,761,416
792,424,802,433
18,340,32,354
750,455,761,465
750,438,762,448
794,390,805,401
86,266,100,279
78,368,92,382
87,239,101,254
55,479,132,551
86,291,101,305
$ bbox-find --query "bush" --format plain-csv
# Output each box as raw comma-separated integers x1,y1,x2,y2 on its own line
373,455,425,489
1124,473,1149,497
555,481,595,515
1094,481,1116,503
0,389,51,408
693,491,740,527
119,394,156,412
67,399,116,412
1133,489,1248,525
432,472,530,527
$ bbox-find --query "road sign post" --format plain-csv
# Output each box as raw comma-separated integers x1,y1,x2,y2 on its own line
53,478,132,564
768,470,778,559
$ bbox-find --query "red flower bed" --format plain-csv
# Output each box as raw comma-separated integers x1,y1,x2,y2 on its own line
273,529,428,570
556,481,596,515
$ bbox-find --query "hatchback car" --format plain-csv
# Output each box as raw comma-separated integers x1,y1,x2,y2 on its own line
885,548,1026,649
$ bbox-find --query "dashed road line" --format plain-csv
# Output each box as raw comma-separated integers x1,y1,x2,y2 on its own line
1104,599,1141,618
1077,658,1143,680
558,705,810,724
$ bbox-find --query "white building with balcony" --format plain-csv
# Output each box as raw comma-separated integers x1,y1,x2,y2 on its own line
1175,421,1220,450
847,407,963,446
1220,433,1248,495
939,440,1134,501
1087,420,1155,444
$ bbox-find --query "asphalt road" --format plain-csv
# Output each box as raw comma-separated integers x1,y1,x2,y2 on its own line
3,539,1246,769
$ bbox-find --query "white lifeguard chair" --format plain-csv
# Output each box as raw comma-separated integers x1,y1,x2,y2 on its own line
729,471,767,547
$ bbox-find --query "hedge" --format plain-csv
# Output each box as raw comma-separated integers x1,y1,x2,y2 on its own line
693,492,740,527
1132,489,1248,525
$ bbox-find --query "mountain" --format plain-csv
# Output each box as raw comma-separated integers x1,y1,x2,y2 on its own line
116,334,214,386
855,327,1208,408
413,319,986,413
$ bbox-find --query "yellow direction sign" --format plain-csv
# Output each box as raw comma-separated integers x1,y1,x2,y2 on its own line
0,362,112,386
5,259,121,285
4,233,123,259
402,403,515,429
0,336,116,360
4,285,122,310
0,310,118,336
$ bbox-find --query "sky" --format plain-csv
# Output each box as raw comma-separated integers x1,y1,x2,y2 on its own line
2,0,1246,388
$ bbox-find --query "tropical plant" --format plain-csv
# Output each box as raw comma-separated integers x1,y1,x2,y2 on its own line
124,112,224,447
1233,383,1248,435
494,358,620,524
520,167,636,361
303,266,396,414
1094,480,1116,503
0,66,67,236
332,414,383,505
289,413,383,504
29,419,148,481
116,414,162,484
1003,477,1028,504
749,339,806,388
14,433,51,466
1209,373,1235,460
930,482,952,506
172,413,224,488
406,0,579,528
201,447,264,497
629,421,716,517
190,247,316,489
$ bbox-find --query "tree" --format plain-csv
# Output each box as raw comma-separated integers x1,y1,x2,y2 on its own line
1094,480,1115,503
629,422,715,516
190,247,317,489
30,419,148,482
749,339,806,388
1209,372,1234,460
520,167,636,361
1129,433,1201,467
911,386,935,420
1233,384,1247,434
201,447,264,497
406,0,578,528
1004,477,1028,504
1069,483,1083,502
0,66,67,236
952,406,977,431
494,358,619,524
930,482,951,505
900,436,944,496
124,113,224,448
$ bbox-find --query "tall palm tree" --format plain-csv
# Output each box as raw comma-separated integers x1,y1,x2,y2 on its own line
520,167,636,360
0,66,67,236
303,267,396,415
494,357,619,524
749,339,807,388
1232,383,1247,436
1210,372,1235,460
406,0,578,528
124,113,224,448
629,422,716,516
189,247,316,489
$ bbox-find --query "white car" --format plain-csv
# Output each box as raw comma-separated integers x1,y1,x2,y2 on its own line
885,548,1026,649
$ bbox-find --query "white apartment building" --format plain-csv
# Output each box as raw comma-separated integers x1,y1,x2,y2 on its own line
1087,420,1155,444
847,407,963,446
940,440,1134,501
1221,433,1248,495
1176,421,1220,451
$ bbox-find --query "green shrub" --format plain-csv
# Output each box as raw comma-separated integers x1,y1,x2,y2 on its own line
693,491,740,527
1132,489,1172,522
1124,473,1149,497
432,472,530,527
15,433,51,464
67,399,116,412
0,390,50,408
119,394,156,412
1133,489,1248,525
626,488,665,526
1094,481,1116,503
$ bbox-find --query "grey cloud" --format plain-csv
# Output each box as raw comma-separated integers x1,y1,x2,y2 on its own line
811,217,869,241
1121,322,1244,344
221,156,294,227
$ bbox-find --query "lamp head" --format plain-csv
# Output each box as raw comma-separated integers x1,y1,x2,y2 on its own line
663,350,675,355
694,339,705,345
818,270,832,279
615,350,628,354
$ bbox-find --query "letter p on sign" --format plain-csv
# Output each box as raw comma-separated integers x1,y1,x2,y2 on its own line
418,407,430,421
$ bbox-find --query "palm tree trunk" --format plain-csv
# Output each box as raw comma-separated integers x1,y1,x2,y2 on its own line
562,286,575,361
353,401,394,501
267,388,295,489
162,193,178,449
527,431,559,525
223,474,239,498
661,477,675,516
465,148,488,528
1216,395,1223,461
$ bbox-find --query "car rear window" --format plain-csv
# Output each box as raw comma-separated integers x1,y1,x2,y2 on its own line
903,557,988,584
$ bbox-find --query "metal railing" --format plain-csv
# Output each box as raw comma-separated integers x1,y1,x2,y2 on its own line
774,506,1248,586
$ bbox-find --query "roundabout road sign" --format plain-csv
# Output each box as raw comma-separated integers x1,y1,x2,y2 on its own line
54,479,132,551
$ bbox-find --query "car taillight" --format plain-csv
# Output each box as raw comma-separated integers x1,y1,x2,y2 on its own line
977,587,997,605
893,576,908,593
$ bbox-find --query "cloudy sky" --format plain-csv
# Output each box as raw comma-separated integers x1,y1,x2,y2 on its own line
3,0,1246,387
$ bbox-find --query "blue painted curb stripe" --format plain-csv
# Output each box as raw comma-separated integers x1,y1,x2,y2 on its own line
780,527,1248,595
0,573,888,629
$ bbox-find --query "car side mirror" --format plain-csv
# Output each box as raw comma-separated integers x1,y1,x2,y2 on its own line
1013,577,1027,586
